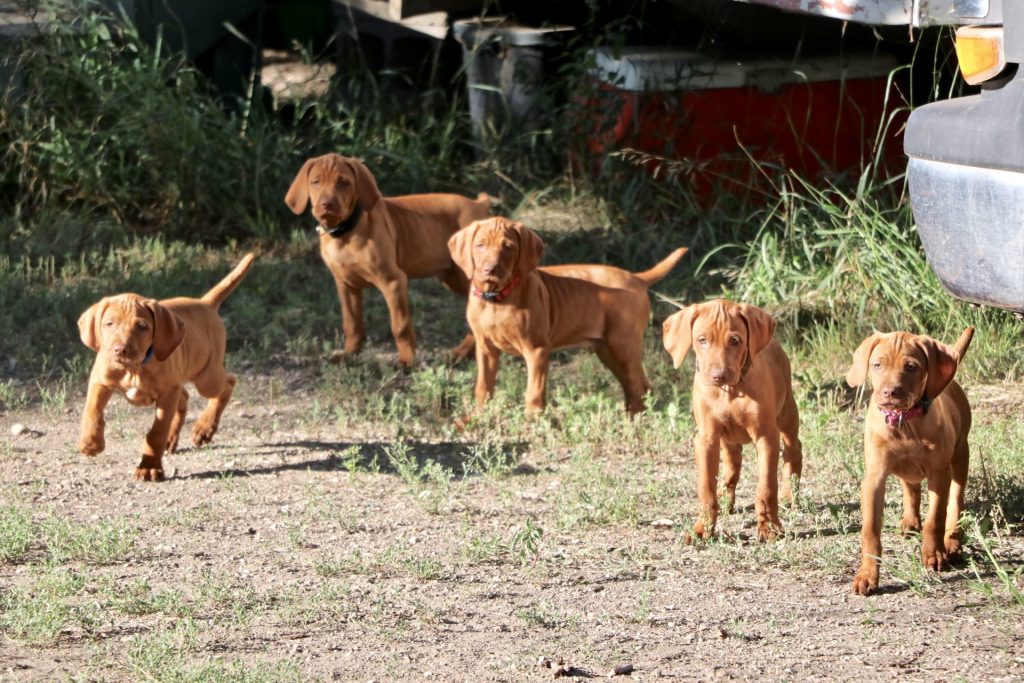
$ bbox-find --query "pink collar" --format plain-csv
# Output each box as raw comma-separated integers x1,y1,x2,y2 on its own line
473,275,520,303
879,395,931,427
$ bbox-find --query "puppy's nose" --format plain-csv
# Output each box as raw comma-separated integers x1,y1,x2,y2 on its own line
881,385,905,400
482,263,497,275
112,343,127,357
710,368,727,383
318,196,336,210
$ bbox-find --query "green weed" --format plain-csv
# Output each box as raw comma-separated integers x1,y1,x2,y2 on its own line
42,515,138,565
0,566,89,644
0,504,33,562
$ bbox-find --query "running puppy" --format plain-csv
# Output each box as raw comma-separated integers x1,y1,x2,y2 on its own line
77,254,255,481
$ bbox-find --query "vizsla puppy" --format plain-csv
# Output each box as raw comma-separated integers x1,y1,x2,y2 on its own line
847,326,974,596
662,300,802,541
284,153,491,366
448,216,687,415
77,254,255,481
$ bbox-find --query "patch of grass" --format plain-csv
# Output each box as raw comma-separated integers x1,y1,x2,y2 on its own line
42,515,138,565
126,618,305,682
103,577,190,617
0,379,29,409
964,513,1024,606
514,601,580,630
0,504,33,562
0,566,89,644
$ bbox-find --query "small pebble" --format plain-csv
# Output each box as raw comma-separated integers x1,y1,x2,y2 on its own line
10,423,26,436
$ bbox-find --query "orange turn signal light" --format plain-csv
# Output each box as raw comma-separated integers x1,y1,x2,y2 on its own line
955,26,1006,85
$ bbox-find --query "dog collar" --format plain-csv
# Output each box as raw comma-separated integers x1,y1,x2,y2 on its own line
473,274,520,303
879,394,931,427
141,346,154,367
319,202,363,238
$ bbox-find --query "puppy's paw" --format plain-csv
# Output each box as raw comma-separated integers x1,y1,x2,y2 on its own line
852,569,879,596
328,350,356,366
756,521,783,542
166,432,180,454
690,520,714,543
78,432,105,456
944,536,963,557
454,412,477,432
191,420,217,447
922,547,949,571
134,456,165,482
448,341,475,365
900,516,922,536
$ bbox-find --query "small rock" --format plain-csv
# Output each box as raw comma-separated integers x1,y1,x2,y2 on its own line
10,423,26,436
650,518,675,529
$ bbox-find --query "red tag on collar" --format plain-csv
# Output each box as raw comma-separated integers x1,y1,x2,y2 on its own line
473,274,520,303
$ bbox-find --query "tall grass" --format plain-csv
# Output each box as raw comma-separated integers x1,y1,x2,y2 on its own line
1,5,291,244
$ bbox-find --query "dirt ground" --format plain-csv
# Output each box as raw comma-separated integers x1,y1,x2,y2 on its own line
1,367,1022,682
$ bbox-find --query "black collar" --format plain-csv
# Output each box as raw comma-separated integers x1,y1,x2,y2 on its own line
323,202,363,238
141,346,154,366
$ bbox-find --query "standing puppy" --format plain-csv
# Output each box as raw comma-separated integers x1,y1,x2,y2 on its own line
662,300,802,541
846,327,974,596
449,217,687,416
284,153,491,366
77,254,255,481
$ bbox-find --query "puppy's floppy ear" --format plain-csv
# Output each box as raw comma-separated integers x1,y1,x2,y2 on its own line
284,158,316,215
448,222,478,280
737,304,776,357
145,300,186,362
662,305,697,369
512,221,544,278
920,336,959,399
346,157,382,212
846,333,883,388
77,300,107,352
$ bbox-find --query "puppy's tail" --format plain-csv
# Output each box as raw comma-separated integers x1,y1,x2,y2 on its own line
202,253,256,310
476,192,498,209
952,326,975,363
633,247,689,287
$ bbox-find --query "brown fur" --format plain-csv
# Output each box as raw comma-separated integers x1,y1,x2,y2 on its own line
77,254,255,481
846,327,974,595
284,153,491,366
662,299,802,541
449,216,687,416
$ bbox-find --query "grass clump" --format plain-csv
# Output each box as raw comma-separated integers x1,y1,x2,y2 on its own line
42,515,138,565
0,566,90,644
0,504,33,562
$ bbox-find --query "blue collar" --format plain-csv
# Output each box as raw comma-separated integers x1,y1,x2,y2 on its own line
324,202,363,238
141,346,154,366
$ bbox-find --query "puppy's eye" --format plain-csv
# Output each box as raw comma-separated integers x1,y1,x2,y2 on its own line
103,320,114,328
697,337,708,346
310,178,321,186
905,363,918,372
475,243,484,250
135,321,148,331
728,336,741,347
871,362,882,370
